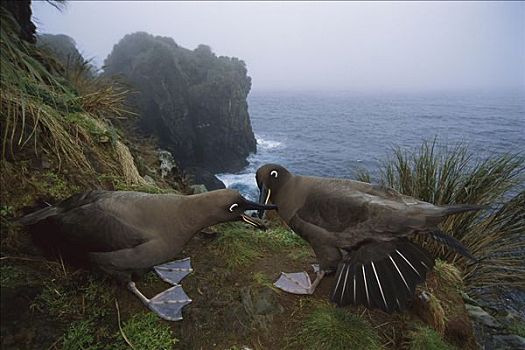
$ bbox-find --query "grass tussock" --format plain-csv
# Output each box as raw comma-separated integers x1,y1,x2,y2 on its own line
61,312,178,350
62,320,100,350
406,325,456,350
1,7,132,179
289,303,382,350
357,139,524,292
433,260,463,288
211,223,263,268
425,292,447,335
113,312,178,350
212,223,309,269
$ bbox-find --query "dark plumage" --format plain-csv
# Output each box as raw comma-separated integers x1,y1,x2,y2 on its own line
19,189,275,280
256,164,482,313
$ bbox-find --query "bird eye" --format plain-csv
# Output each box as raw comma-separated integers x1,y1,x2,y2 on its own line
229,203,239,212
270,170,278,178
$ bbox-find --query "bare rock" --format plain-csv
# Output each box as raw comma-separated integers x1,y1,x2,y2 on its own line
466,304,501,328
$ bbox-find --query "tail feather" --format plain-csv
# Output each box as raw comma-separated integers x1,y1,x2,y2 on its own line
330,238,434,313
429,229,478,262
17,206,59,225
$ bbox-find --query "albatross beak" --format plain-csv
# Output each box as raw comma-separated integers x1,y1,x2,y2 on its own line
243,198,277,229
257,185,271,219
240,213,267,230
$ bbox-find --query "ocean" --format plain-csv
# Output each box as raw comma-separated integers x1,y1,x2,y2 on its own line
217,90,525,200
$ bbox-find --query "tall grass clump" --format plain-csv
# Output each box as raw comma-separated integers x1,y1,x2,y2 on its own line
406,325,456,350
212,223,310,269
289,303,382,350
0,7,130,171
357,139,524,292
1,7,85,167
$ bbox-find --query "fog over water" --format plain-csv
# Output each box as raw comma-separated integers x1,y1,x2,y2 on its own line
33,1,525,93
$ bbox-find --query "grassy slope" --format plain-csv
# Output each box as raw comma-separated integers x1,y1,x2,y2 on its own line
1,215,473,349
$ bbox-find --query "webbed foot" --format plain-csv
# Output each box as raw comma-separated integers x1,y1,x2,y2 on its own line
154,257,193,285
273,264,326,295
128,282,192,321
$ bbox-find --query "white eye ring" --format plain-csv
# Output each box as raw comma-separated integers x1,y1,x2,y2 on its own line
270,170,278,178
229,203,239,212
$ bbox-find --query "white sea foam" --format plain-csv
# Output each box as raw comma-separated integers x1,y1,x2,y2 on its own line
217,135,284,199
216,172,259,200
256,135,283,150
216,172,255,189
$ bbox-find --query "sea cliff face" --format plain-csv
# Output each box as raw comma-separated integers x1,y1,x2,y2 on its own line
103,32,256,176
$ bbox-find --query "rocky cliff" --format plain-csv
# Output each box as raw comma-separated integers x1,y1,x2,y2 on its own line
103,32,256,178
37,33,86,69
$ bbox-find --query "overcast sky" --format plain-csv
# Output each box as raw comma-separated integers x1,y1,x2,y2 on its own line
33,1,525,92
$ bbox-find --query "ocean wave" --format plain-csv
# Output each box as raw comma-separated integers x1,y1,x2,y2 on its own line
216,172,259,200
256,135,283,150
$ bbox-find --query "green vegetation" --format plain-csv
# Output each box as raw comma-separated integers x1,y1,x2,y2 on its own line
357,140,525,292
112,312,178,350
212,223,310,269
62,320,100,350
0,6,133,182
289,303,382,350
37,33,90,76
60,311,178,350
406,326,456,350
251,271,278,290
433,259,463,289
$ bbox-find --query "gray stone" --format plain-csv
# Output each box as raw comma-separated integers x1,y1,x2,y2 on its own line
184,166,226,190
190,184,208,194
461,291,479,306
466,304,502,328
491,335,525,350
143,175,155,185
240,286,283,331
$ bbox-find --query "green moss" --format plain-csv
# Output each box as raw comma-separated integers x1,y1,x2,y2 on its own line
32,282,81,318
213,223,262,269
31,274,115,320
252,272,276,290
407,325,456,350
213,223,311,269
66,112,119,144
81,277,115,320
289,303,382,350
264,227,308,249
41,171,80,200
97,174,173,194
111,312,178,350
288,248,314,261
63,320,102,350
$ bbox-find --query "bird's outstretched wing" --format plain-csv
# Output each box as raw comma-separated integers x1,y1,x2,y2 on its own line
293,184,439,313
330,238,434,313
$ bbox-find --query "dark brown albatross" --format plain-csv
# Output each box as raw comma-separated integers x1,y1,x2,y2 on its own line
19,189,277,321
256,164,482,313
